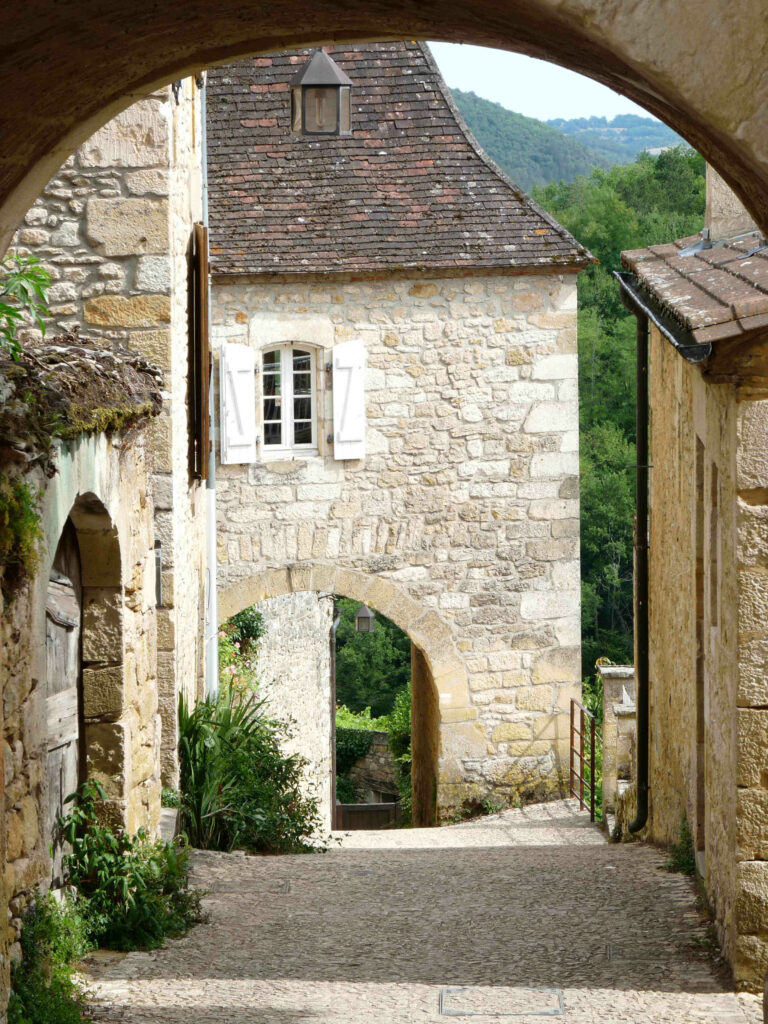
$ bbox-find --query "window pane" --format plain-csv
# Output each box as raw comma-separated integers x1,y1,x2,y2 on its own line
263,350,280,368
263,398,281,421
293,372,311,395
294,421,312,445
293,350,311,371
304,87,337,134
263,373,281,397
294,396,311,421
264,422,282,446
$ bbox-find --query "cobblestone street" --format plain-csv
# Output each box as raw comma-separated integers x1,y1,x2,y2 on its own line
85,801,761,1024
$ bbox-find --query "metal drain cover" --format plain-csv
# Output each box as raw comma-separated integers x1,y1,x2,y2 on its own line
439,986,564,1017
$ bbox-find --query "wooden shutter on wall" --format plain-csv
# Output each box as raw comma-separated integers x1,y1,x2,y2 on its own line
220,342,257,464
189,222,210,479
332,339,366,461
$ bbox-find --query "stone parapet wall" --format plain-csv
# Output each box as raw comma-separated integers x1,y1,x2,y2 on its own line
599,665,636,815
213,269,582,815
347,732,399,802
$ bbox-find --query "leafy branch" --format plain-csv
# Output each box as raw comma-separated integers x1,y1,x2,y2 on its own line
0,251,51,359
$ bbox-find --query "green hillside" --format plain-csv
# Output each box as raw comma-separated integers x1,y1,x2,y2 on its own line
452,89,610,192
547,113,686,164
452,90,687,192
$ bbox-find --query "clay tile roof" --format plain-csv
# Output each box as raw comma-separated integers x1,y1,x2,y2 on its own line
206,41,591,277
621,231,768,345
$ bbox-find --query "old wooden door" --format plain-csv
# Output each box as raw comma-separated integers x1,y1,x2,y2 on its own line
46,524,82,887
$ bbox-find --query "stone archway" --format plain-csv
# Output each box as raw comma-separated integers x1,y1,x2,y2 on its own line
53,494,127,827
3,1,768,254
219,561,484,825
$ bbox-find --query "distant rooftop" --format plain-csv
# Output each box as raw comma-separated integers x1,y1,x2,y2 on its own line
206,42,591,278
621,232,768,345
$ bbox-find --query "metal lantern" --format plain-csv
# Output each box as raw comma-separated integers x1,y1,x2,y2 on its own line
354,603,376,633
291,48,352,137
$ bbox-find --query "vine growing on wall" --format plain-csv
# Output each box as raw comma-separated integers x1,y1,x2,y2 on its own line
0,251,50,359
0,474,43,599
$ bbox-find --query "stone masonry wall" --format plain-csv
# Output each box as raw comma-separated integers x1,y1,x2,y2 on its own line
11,82,206,786
0,430,159,1003
648,322,768,990
347,732,399,802
254,592,334,830
213,269,582,816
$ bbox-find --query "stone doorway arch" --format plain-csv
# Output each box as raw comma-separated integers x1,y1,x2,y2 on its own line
3,1,768,254
219,561,484,826
47,493,127,832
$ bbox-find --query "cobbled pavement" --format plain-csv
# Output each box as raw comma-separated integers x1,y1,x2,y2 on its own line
84,800,762,1024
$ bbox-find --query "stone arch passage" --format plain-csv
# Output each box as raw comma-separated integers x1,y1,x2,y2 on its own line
3,0,768,254
219,562,484,826
56,493,127,827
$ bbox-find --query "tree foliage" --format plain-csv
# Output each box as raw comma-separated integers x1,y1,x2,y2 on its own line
334,597,411,717
534,147,706,679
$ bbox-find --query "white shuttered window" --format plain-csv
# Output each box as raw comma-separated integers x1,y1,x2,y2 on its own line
332,339,366,461
220,343,257,465
262,344,317,454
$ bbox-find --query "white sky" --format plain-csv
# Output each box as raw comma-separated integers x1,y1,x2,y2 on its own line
428,42,652,122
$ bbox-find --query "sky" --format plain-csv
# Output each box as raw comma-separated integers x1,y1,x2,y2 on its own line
429,42,652,123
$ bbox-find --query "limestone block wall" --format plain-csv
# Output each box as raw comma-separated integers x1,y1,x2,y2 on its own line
0,429,159,994
252,591,334,829
599,665,636,815
11,81,206,785
347,732,399,802
213,269,582,815
648,323,768,989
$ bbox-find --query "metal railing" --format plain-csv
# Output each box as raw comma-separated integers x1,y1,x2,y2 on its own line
570,698,598,822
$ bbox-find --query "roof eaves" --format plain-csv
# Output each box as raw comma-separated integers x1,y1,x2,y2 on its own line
418,42,594,268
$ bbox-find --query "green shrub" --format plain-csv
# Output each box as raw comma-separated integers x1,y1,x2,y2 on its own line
227,606,265,657
8,890,91,1024
61,780,204,951
335,728,374,776
0,475,43,596
161,787,180,808
335,775,358,804
335,704,387,730
666,818,696,875
179,688,326,853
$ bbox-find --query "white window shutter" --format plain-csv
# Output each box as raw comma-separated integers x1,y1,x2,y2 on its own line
220,343,257,465
332,339,366,460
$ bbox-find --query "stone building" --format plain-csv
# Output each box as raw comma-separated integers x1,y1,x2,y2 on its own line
0,332,162,996
9,81,208,784
617,172,768,989
208,42,591,825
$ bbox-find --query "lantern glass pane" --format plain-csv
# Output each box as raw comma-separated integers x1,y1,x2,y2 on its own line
304,87,338,133
291,87,303,134
339,87,351,134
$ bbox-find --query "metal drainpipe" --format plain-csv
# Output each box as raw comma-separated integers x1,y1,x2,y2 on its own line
330,610,341,830
630,309,649,833
200,73,219,701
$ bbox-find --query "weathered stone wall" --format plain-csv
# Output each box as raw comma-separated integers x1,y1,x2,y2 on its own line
599,665,636,815
648,322,768,989
213,269,582,817
347,732,399,802
11,81,206,786
0,429,158,998
253,591,334,829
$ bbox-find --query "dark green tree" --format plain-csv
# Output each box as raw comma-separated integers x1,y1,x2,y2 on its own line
334,597,411,717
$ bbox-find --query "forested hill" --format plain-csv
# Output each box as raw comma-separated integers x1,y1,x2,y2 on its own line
452,90,610,192
452,90,686,192
547,114,685,164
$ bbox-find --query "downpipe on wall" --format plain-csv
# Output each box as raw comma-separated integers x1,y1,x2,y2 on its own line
614,272,650,833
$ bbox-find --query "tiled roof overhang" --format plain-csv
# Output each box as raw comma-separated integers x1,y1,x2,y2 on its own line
207,42,592,277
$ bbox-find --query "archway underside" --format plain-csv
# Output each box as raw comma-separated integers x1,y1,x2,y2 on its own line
2,0,768,253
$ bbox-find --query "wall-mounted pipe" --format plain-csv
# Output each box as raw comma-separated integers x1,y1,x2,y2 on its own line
615,272,650,834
